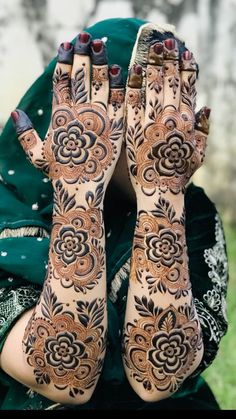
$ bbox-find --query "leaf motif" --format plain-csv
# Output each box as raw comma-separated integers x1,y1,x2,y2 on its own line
109,118,124,141
71,68,88,104
152,197,177,223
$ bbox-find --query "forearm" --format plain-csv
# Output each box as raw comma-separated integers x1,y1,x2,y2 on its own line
1,181,107,405
123,190,204,402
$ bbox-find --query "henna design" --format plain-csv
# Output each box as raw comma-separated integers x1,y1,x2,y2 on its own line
40,103,121,184
92,66,109,93
50,182,104,293
23,285,106,398
147,66,163,94
71,68,88,104
126,90,142,115
109,89,125,113
126,109,198,195
132,197,190,298
53,68,71,105
123,296,202,394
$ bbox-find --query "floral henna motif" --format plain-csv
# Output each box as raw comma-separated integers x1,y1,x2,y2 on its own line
23,285,106,398
131,197,189,297
126,108,198,195
123,296,202,394
38,103,121,184
50,182,105,293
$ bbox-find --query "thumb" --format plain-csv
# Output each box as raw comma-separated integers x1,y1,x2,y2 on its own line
11,109,48,173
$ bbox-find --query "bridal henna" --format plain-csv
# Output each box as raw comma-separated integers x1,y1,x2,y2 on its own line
11,33,124,402
124,38,210,401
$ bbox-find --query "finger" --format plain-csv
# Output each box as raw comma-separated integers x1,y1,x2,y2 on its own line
72,32,91,104
145,42,164,125
91,40,109,109
180,50,197,119
126,64,144,130
108,65,125,120
193,106,211,168
163,38,180,110
52,42,73,108
11,110,47,171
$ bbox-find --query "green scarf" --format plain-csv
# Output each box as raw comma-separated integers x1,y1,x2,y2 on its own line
0,18,227,410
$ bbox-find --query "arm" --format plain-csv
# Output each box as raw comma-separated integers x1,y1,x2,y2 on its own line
1,34,124,405
123,39,210,401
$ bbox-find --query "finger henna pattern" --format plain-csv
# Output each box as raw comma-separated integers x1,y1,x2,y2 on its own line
131,197,190,298
123,296,203,394
23,285,106,398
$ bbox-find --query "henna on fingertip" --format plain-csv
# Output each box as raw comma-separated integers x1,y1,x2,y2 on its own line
57,42,74,64
163,38,179,60
109,65,123,88
91,40,108,65
128,64,143,88
148,42,163,66
195,107,211,134
11,109,34,136
74,32,91,55
180,50,197,72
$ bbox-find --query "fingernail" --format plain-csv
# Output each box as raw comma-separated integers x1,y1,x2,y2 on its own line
183,50,193,60
153,43,163,55
92,40,103,53
110,65,120,76
11,111,19,123
62,42,72,51
79,32,90,43
164,38,176,50
133,64,142,75
204,107,211,118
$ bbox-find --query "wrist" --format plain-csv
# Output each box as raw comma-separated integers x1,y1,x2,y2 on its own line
136,189,185,213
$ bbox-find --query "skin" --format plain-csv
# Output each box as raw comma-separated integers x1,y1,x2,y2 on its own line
0,32,210,406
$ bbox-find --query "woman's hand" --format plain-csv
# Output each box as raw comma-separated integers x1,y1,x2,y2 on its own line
123,40,208,402
8,34,125,405
12,34,124,193
126,39,210,197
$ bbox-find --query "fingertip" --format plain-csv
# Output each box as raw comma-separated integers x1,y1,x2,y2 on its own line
109,65,123,87
11,110,19,124
74,32,91,55
58,42,74,64
148,42,163,65
91,39,107,65
128,64,143,88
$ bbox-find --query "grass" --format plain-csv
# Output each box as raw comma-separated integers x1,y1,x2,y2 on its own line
202,222,236,410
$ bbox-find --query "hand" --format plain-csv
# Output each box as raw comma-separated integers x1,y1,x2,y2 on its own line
12,34,125,193
126,39,210,197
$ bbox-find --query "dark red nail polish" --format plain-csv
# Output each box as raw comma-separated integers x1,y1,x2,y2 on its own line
79,32,90,43
133,64,142,75
204,107,211,118
110,65,120,75
164,38,176,50
92,40,103,53
11,111,19,123
183,50,193,60
62,42,71,51
153,43,163,55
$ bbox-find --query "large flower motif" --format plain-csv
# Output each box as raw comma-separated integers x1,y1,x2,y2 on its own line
54,226,89,265
152,133,194,177
146,229,182,267
53,120,97,165
45,331,86,370
148,329,189,375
